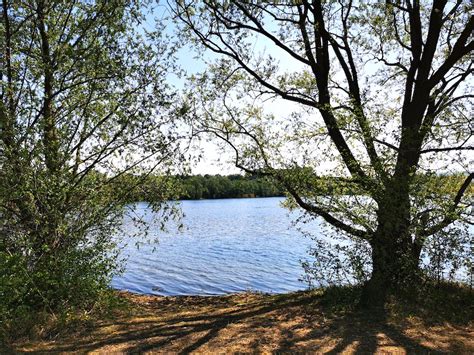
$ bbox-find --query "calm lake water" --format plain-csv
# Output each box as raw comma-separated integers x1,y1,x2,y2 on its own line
111,197,319,296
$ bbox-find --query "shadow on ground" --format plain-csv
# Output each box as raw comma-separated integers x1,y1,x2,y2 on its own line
11,287,474,353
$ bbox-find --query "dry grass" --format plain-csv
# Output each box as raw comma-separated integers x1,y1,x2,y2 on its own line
7,286,474,354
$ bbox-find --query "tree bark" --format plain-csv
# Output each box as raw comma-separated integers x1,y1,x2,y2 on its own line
361,239,420,308
360,182,421,308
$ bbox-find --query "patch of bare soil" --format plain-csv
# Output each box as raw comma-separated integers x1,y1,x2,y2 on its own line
9,290,474,354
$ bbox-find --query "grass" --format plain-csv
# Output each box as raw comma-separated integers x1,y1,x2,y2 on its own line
5,283,474,353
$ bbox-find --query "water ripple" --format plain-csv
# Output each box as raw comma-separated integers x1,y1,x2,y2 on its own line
112,197,320,296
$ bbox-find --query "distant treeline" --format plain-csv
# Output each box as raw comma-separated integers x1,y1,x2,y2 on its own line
177,174,284,199
116,172,472,202
119,174,285,201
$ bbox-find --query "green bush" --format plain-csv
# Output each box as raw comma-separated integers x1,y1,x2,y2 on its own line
0,242,122,342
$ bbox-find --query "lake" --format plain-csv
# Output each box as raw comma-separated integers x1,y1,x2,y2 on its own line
111,197,319,296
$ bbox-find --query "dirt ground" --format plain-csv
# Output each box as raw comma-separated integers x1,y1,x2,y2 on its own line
9,289,474,354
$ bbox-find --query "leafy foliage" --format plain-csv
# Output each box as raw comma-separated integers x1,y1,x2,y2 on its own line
0,0,180,336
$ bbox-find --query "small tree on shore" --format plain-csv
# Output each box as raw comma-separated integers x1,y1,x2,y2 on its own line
174,0,473,305
0,0,179,317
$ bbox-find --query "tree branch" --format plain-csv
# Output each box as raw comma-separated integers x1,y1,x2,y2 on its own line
422,172,473,237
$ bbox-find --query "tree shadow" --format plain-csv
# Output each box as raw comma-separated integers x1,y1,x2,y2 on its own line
41,294,307,353
314,310,442,354
16,289,473,353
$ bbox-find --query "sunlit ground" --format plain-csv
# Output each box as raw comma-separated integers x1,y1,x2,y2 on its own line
12,286,473,354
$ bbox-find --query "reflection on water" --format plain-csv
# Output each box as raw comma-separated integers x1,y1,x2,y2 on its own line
111,197,319,296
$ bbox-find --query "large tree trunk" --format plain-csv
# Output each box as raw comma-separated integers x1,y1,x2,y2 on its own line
360,184,421,308
361,238,420,308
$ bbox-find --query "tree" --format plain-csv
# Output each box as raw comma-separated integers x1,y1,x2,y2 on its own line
0,0,179,315
174,0,473,305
